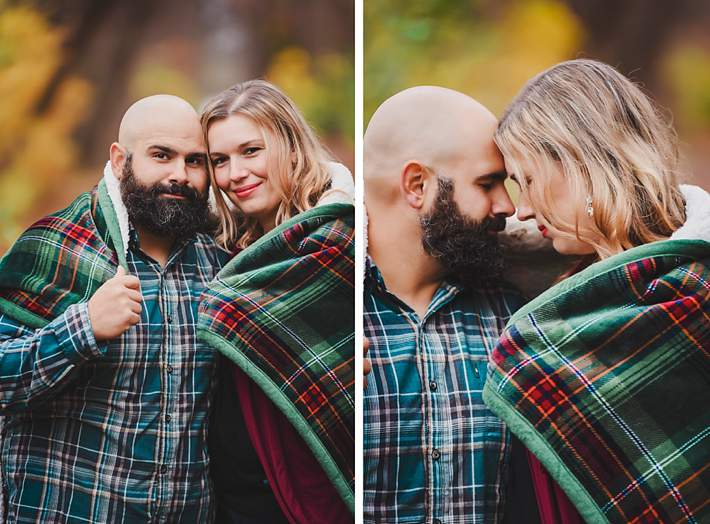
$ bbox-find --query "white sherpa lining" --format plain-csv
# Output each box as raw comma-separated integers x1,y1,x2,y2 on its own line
103,161,131,260
671,184,710,242
318,162,355,206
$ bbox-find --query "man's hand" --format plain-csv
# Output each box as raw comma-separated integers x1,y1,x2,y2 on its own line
363,337,372,389
88,266,142,341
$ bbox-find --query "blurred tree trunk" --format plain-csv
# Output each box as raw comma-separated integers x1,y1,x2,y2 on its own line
564,0,704,89
227,0,354,76
31,0,168,165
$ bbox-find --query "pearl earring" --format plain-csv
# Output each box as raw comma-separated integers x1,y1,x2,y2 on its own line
585,195,594,217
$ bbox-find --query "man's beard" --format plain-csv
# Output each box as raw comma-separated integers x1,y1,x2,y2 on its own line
420,177,506,288
120,156,216,239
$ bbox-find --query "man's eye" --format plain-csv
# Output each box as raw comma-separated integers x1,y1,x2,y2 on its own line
153,152,168,160
187,156,205,166
480,182,494,191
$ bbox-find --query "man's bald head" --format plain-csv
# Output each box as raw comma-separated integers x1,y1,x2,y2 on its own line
109,94,213,239
364,87,515,288
109,94,210,219
118,95,201,150
364,86,500,204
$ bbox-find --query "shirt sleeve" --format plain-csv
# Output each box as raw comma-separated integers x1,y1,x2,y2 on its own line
0,302,107,414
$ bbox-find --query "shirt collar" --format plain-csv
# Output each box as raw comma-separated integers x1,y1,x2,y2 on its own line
365,254,464,317
128,222,195,269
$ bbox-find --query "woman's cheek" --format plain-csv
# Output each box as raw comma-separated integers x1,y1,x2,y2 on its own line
215,168,230,191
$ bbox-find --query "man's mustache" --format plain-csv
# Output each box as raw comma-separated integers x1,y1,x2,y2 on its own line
153,183,201,201
483,215,507,233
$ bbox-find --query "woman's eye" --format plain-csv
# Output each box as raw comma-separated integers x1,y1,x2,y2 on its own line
243,147,261,156
211,157,227,167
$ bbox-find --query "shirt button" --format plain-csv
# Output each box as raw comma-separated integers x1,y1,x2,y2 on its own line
165,414,171,423
160,465,167,474
166,364,174,374
433,519,442,524
429,381,438,392
166,314,173,324
431,449,441,461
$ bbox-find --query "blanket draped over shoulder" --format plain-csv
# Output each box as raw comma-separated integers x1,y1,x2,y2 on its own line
196,203,355,511
0,180,124,328
483,239,710,524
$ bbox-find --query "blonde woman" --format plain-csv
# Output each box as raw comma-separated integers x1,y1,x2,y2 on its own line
483,60,709,524
196,80,355,524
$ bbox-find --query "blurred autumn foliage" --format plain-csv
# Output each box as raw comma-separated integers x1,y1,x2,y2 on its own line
365,0,710,198
0,0,353,253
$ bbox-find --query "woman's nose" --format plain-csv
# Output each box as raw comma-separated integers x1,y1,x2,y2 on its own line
516,192,535,221
229,159,249,182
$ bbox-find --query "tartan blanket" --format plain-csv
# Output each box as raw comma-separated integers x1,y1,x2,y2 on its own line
196,203,355,511
0,180,124,329
483,239,710,524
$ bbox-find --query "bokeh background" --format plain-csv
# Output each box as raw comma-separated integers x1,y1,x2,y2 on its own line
0,0,353,253
365,0,710,201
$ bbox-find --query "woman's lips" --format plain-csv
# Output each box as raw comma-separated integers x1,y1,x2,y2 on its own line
234,182,262,199
538,224,549,237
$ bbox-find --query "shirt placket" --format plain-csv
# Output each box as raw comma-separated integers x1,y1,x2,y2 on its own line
421,288,459,524
153,263,179,522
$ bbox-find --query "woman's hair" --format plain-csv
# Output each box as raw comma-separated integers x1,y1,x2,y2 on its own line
495,59,686,258
201,79,332,250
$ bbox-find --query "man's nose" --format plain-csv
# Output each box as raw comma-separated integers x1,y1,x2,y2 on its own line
492,185,515,218
168,158,189,185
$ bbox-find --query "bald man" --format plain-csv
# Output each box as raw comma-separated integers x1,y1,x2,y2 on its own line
363,87,529,524
0,95,229,521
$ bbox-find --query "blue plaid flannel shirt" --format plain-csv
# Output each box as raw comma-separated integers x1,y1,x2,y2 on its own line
363,257,525,524
0,229,230,523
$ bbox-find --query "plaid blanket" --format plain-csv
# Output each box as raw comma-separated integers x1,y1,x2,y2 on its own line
0,180,123,328
197,203,355,511
483,239,710,524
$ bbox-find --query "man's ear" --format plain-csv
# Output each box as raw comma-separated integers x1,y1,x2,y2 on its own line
401,161,431,209
109,142,127,179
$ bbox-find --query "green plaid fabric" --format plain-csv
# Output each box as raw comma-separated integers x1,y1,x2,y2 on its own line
197,203,355,512
483,239,710,524
0,180,124,328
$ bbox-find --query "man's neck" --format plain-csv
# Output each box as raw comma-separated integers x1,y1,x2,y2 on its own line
136,227,176,268
368,214,446,319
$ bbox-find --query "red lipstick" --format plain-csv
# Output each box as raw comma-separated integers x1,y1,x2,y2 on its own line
234,182,261,199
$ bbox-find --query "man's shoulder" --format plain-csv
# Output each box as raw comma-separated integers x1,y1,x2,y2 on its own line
28,190,95,232
4,190,96,257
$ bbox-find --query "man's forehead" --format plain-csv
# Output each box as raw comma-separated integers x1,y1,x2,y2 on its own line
135,131,206,154
446,138,505,178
